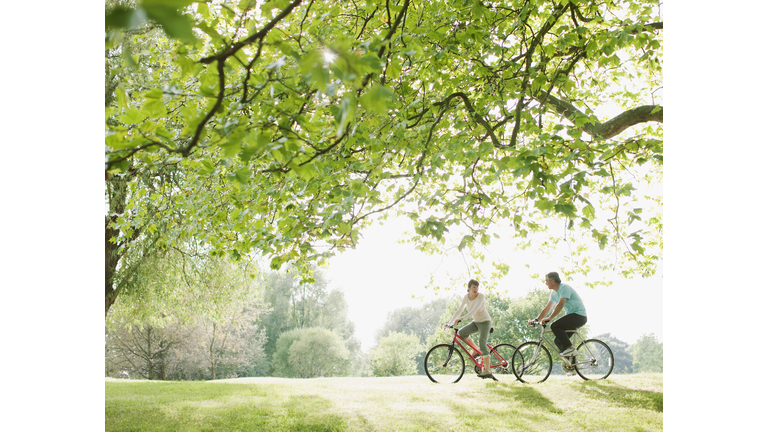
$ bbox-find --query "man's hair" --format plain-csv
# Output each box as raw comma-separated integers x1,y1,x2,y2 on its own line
467,279,480,288
545,272,561,284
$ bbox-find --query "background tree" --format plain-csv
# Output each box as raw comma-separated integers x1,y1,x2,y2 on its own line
105,248,269,380
257,266,362,374
595,333,633,374
374,297,449,345
271,327,351,378
105,320,188,380
631,333,662,373
369,332,423,377
192,304,265,380
105,0,664,316
491,289,558,346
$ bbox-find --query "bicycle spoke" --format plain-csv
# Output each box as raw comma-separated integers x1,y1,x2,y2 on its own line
425,344,465,384
512,342,552,383
489,344,517,382
574,339,613,380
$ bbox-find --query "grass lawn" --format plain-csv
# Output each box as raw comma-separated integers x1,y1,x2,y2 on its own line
106,373,662,431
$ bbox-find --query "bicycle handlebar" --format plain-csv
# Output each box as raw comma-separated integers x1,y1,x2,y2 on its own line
528,320,548,327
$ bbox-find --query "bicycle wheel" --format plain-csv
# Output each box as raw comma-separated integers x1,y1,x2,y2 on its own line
424,344,465,383
574,339,614,380
489,344,518,382
512,341,552,383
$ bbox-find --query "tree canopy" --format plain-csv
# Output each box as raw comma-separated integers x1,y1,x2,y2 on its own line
105,0,663,316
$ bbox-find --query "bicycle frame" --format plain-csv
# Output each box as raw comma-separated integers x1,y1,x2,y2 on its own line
527,324,593,368
447,326,508,370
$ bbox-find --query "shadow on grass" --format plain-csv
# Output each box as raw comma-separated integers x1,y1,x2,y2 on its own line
490,383,563,414
572,381,663,412
441,382,563,430
106,383,346,432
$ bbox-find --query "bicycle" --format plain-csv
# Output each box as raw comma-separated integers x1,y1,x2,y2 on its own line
424,323,517,383
511,320,614,383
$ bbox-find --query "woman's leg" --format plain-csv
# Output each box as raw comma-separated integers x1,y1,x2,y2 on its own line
475,321,492,356
474,321,494,376
458,322,480,353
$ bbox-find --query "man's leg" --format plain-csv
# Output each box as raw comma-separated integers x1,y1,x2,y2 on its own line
550,314,587,353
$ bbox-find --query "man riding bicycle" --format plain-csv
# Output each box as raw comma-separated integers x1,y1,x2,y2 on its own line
529,272,587,375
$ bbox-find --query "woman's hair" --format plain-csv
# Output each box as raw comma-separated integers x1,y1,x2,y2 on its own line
467,279,480,288
545,272,561,284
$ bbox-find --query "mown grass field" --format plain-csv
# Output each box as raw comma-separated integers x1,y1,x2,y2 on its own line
106,373,662,431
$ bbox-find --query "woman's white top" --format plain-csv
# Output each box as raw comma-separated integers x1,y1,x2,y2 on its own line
449,292,492,325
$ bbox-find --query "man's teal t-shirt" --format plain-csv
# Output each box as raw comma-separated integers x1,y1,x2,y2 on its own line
549,283,587,317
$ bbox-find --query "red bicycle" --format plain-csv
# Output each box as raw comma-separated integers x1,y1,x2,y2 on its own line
424,323,517,383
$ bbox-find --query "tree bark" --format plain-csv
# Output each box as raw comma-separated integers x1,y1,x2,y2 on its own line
535,91,663,139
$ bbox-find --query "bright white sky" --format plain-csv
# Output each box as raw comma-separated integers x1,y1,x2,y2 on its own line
325,215,663,352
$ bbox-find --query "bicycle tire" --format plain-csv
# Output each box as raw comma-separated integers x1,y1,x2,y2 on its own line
424,344,465,384
512,341,552,383
489,343,518,382
574,339,613,380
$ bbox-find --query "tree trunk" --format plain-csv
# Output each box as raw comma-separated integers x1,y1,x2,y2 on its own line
147,327,154,380
105,218,120,316
105,172,140,318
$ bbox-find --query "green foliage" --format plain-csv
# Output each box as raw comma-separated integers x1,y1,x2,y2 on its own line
631,333,663,373
257,267,361,374
106,287,268,381
374,297,449,345
272,327,350,378
596,333,634,374
369,332,424,377
489,289,553,346
105,0,663,316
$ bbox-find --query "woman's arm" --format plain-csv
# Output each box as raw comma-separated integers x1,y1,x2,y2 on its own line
448,296,469,326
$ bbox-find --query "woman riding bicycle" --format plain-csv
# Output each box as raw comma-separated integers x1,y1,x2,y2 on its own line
447,279,495,379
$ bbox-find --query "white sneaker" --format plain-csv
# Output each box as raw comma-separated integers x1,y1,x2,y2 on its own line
566,371,577,377
560,347,576,357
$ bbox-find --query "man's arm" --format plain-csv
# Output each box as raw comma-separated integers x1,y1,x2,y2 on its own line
532,302,555,324
541,298,567,324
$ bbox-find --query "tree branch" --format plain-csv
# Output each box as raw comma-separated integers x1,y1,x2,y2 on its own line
199,0,304,64
535,91,663,139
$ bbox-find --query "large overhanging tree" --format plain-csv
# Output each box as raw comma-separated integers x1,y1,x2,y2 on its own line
105,0,663,316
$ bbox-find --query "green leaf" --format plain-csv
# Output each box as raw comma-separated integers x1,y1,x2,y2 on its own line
115,86,127,110
385,57,402,79
195,19,222,40
292,162,318,181
141,99,167,118
144,88,164,99
197,2,210,18
142,5,197,44
120,107,147,124
141,0,197,7
534,199,554,212
360,85,394,115
198,160,216,175
554,203,577,218
220,140,242,158
105,7,148,31
238,0,256,10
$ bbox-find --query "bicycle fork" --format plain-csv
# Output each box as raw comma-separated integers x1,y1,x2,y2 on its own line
521,343,543,374
441,343,458,367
